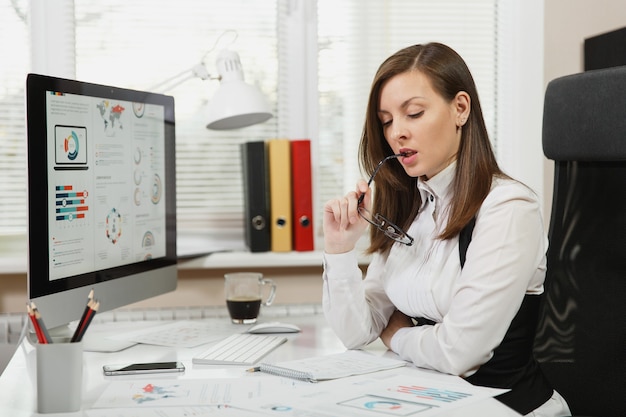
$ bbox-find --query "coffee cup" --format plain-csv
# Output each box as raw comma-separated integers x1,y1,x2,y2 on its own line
224,272,276,324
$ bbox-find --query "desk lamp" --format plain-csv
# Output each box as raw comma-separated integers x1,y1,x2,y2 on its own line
206,49,273,129
152,49,272,130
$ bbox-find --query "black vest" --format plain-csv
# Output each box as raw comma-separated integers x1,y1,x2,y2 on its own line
416,218,553,415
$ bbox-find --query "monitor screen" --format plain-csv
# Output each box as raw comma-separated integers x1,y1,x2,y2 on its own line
26,73,177,337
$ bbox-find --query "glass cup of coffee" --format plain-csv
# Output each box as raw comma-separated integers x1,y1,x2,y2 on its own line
224,272,277,324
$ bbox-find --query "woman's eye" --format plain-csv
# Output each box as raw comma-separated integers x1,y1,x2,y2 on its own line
409,111,424,119
381,120,392,127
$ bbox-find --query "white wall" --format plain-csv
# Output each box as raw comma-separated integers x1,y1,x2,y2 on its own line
543,0,626,221
496,0,545,212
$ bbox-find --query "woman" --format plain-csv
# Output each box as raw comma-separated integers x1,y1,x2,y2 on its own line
322,43,570,416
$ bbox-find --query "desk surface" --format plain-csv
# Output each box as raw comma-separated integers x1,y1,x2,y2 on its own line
0,309,520,417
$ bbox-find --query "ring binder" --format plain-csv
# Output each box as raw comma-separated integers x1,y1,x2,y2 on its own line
291,139,314,251
268,139,293,252
241,141,271,252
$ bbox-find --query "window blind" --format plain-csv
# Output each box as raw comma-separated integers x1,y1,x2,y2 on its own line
73,0,279,243
0,0,499,254
0,1,29,234
317,0,497,249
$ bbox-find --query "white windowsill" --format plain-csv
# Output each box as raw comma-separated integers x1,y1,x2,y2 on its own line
0,231,372,274
178,250,326,269
0,233,28,274
0,256,26,274
1,250,371,274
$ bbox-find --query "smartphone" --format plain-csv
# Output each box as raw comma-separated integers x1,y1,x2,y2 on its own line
103,361,185,376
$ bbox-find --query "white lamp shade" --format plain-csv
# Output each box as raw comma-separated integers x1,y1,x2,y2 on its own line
206,80,273,130
206,49,273,130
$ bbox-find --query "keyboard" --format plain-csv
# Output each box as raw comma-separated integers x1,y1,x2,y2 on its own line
192,333,288,365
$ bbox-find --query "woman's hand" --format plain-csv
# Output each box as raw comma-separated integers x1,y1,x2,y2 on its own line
323,180,371,254
380,310,414,349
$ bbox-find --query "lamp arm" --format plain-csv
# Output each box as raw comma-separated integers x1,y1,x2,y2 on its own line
149,63,217,93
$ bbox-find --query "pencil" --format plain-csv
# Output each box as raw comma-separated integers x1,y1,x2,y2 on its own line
27,303,46,344
78,289,94,325
31,302,53,344
74,300,99,343
71,299,94,342
71,289,94,342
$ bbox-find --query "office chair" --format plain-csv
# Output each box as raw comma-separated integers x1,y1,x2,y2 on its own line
534,66,626,417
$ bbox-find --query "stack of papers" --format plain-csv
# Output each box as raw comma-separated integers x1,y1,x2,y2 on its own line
89,351,508,417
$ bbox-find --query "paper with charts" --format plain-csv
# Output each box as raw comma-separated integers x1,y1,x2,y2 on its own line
90,378,279,409
89,369,506,416
238,368,507,416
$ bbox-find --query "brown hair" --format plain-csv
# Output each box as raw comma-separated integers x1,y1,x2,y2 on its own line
360,42,505,254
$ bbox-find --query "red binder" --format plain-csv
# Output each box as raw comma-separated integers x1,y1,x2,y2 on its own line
290,139,314,251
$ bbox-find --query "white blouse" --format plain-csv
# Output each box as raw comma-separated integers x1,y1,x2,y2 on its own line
322,162,547,377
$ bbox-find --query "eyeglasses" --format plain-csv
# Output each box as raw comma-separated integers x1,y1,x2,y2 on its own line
357,153,414,246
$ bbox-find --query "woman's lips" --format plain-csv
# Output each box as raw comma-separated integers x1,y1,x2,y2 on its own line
400,150,417,164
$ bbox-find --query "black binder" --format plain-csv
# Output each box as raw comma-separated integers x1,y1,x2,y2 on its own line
241,141,271,252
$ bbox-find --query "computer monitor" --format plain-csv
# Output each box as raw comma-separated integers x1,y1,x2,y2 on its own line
26,73,177,342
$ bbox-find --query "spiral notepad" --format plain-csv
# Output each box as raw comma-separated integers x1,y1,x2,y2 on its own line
253,350,406,382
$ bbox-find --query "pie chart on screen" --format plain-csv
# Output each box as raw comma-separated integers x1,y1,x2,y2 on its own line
64,130,80,160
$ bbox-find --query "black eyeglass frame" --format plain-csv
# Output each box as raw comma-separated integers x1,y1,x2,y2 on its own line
357,154,414,246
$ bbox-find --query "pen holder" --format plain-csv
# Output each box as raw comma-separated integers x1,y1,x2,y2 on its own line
36,340,83,413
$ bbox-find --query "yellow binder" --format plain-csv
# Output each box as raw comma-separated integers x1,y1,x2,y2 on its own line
268,139,293,252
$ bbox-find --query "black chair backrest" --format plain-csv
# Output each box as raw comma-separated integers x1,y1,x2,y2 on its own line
535,66,626,417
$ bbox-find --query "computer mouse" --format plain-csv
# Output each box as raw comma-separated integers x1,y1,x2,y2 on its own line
247,322,301,334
